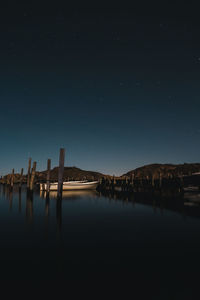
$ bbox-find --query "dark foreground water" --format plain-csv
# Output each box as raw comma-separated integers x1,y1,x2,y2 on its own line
0,185,200,299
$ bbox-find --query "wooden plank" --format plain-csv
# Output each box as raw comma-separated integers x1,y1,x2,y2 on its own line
57,148,65,199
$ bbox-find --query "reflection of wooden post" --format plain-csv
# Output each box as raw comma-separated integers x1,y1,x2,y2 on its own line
45,197,50,217
19,190,22,213
46,159,51,195
57,148,65,199
11,169,14,189
56,198,62,234
9,190,13,211
19,168,24,190
27,158,32,189
26,193,33,223
30,162,37,192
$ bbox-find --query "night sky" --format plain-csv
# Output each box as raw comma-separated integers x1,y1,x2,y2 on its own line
0,5,200,175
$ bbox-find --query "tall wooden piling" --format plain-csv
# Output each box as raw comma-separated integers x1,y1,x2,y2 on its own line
30,162,37,192
19,168,24,190
152,174,155,187
57,148,65,199
11,169,14,190
46,159,51,195
131,173,134,185
6,174,10,186
27,158,32,189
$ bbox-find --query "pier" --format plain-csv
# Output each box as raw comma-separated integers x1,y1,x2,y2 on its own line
0,149,200,199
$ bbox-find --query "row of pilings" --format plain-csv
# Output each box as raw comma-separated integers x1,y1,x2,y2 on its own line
0,148,66,199
97,175,186,195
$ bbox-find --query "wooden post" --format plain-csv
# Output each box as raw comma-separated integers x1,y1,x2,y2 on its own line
19,168,24,190
131,173,134,185
27,158,32,190
140,176,143,187
57,148,65,199
180,172,184,186
6,174,10,186
11,169,14,190
152,174,155,187
159,172,162,188
46,159,51,195
30,162,37,192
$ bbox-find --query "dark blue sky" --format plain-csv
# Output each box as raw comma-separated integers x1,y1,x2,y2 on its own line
0,6,200,175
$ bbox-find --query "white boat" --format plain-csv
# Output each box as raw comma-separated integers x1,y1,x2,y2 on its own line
40,181,99,191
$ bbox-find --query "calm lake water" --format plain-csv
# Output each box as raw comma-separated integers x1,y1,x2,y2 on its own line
0,185,200,299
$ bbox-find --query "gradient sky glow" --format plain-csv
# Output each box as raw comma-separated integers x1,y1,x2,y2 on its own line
0,7,200,175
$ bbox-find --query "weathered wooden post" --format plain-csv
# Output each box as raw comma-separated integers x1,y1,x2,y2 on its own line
27,158,32,190
19,168,24,190
152,174,155,187
140,175,143,188
6,174,10,186
57,148,65,199
131,173,134,185
10,169,14,190
30,162,37,192
180,172,184,186
46,159,51,196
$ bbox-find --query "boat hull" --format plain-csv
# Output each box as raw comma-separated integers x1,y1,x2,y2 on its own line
40,181,98,191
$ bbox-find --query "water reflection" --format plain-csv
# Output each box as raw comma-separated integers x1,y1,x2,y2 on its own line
18,190,22,213
40,190,98,199
56,198,62,236
45,196,50,217
1,186,100,239
26,193,33,223
1,184,200,298
2,184,200,229
98,189,200,219
9,189,13,211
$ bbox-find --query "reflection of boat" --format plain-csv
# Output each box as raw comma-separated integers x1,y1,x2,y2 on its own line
184,192,200,205
41,190,98,199
183,186,200,193
40,181,98,191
